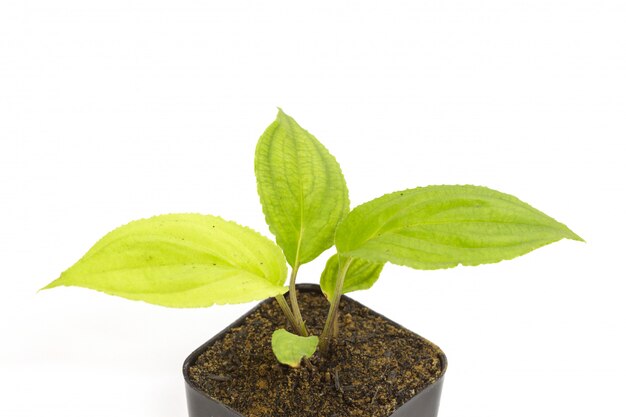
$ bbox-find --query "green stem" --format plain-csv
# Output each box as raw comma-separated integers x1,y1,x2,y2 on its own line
319,256,353,354
288,263,308,336
331,314,340,339
275,294,303,335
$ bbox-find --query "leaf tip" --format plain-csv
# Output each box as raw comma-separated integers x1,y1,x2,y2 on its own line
275,108,298,127
275,107,287,119
559,224,585,243
38,277,63,293
568,231,585,243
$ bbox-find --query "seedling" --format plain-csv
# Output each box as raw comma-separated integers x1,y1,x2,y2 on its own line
42,109,582,367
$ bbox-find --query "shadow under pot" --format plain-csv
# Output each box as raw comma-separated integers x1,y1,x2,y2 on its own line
183,284,447,417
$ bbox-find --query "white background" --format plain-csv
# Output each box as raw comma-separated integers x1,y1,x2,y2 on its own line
1,1,625,416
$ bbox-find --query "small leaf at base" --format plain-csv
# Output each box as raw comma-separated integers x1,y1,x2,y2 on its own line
320,254,384,300
271,329,319,367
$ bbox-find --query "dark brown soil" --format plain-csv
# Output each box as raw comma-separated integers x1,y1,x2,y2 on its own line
188,288,445,417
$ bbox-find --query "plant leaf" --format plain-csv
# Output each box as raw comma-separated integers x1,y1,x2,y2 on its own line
335,185,583,269
320,254,384,300
271,329,319,367
42,214,288,307
255,109,350,266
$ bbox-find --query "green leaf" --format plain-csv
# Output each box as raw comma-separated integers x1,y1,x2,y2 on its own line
320,254,384,300
255,109,350,266
335,185,583,269
42,214,288,307
271,329,319,367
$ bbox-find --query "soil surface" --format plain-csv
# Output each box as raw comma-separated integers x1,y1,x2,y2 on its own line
188,288,445,417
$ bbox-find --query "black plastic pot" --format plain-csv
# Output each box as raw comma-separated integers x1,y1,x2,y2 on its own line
183,284,447,417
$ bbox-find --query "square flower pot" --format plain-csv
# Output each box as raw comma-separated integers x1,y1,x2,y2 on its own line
183,284,447,417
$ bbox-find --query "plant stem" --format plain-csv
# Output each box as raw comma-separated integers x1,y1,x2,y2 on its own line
331,313,339,339
319,256,353,354
275,294,303,336
288,263,308,336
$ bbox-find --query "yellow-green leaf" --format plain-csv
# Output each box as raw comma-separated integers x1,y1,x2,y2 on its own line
42,214,288,307
271,329,319,367
255,109,349,266
320,254,384,300
336,185,583,269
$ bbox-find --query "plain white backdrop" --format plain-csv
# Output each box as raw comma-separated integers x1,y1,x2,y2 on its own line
1,1,625,416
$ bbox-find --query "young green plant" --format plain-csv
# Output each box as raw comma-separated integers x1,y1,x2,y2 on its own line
42,109,583,366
